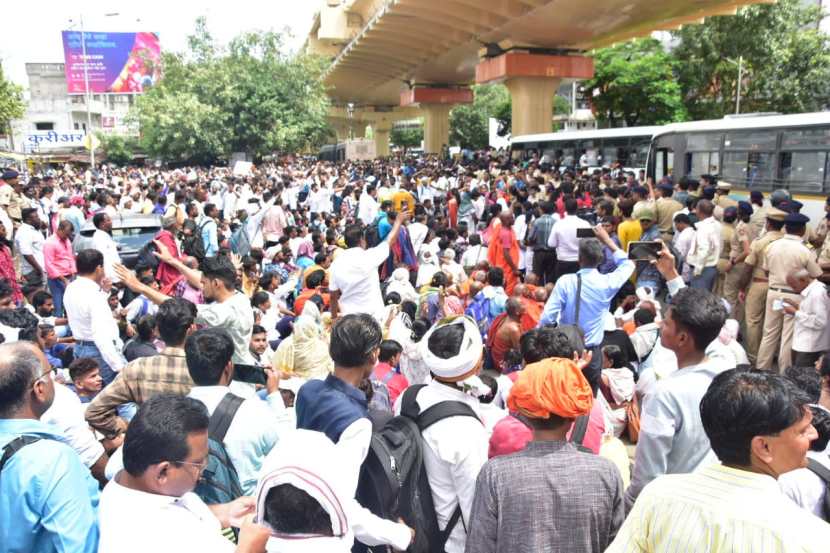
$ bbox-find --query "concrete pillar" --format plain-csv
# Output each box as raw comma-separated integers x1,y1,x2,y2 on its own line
400,86,473,154
476,52,594,137
504,77,560,137
421,105,452,155
373,122,392,157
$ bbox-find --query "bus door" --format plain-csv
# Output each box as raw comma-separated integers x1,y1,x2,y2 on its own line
652,134,675,182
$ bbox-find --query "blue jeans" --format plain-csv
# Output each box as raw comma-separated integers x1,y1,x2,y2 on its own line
47,277,68,317
690,266,718,292
73,341,117,387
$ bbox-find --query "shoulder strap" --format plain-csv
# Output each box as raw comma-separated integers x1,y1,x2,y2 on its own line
440,504,464,548
0,435,43,473
574,273,583,324
400,384,427,420
570,415,590,448
208,393,245,443
807,457,830,483
417,400,480,432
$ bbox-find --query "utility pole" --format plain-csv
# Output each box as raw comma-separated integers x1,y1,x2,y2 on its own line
80,14,94,169
735,56,743,115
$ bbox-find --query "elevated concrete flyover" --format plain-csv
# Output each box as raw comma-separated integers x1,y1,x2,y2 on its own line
308,0,774,154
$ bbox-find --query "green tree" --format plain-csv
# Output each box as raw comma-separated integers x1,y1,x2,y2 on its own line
449,84,510,148
133,18,331,163
0,63,25,140
672,0,830,119
390,125,423,152
585,38,687,127
98,133,138,166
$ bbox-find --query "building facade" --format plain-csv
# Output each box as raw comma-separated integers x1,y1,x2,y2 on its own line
8,63,136,155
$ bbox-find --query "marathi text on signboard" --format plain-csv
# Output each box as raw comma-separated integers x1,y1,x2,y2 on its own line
61,31,162,94
25,131,86,151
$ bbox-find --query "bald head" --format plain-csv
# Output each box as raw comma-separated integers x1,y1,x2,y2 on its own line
512,283,526,298
506,297,524,318
0,342,51,418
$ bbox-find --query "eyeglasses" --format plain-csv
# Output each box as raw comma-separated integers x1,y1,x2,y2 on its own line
178,458,209,473
34,366,57,384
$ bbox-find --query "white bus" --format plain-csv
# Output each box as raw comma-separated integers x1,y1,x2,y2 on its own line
647,112,830,221
510,126,663,173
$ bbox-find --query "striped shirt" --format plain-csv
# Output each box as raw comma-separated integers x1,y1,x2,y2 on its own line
608,463,830,552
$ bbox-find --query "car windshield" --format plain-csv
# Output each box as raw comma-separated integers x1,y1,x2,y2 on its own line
111,227,158,251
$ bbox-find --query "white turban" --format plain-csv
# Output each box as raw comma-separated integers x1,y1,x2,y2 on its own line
255,430,353,552
418,316,483,380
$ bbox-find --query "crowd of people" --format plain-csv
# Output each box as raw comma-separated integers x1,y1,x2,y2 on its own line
0,151,829,553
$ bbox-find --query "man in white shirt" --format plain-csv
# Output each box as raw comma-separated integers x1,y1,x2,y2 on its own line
461,234,487,271
91,212,122,283
357,185,380,225
15,207,46,287
686,199,722,291
330,211,407,322
547,197,591,280
393,316,489,553
440,248,467,286
64,249,126,386
185,328,291,495
782,268,830,367
408,212,429,254
672,213,696,282
98,394,271,553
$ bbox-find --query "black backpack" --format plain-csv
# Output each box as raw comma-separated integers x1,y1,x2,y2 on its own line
806,458,830,522
354,384,480,553
364,219,382,249
136,239,160,272
193,393,245,505
182,220,210,262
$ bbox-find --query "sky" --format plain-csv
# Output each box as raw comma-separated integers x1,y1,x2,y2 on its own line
0,0,320,89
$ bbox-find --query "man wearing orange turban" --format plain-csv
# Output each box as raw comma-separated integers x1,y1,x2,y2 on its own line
467,357,624,553
507,357,594,420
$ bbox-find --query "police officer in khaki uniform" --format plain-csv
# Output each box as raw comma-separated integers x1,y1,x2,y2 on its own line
713,181,738,221
715,206,736,297
723,201,756,319
654,182,683,244
740,207,787,364
748,190,768,239
756,212,823,372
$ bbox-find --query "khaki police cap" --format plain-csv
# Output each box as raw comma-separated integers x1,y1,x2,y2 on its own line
766,207,787,222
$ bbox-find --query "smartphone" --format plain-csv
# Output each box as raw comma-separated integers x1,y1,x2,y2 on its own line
627,241,663,261
233,364,268,386
576,227,596,238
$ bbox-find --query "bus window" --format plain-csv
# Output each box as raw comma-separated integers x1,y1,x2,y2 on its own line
686,151,720,178
654,149,674,182
780,151,827,193
782,127,830,149
724,131,778,151
556,145,575,167
722,152,748,183
686,133,722,151
632,139,651,168
600,137,629,168
747,152,776,188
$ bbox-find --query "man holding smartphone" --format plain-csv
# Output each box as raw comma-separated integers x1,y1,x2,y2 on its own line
539,224,635,392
